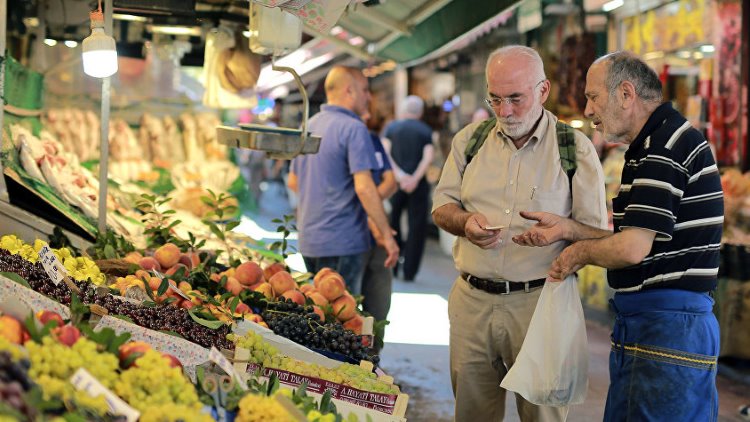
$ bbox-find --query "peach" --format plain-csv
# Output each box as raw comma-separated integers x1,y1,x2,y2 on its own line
178,252,200,270
0,315,25,344
177,281,192,293
179,300,195,310
332,294,357,321
318,273,346,301
124,251,143,264
36,310,64,328
282,289,306,306
235,303,251,314
299,283,316,295
311,305,325,322
247,281,263,291
313,267,334,287
226,277,245,296
165,263,189,277
343,314,364,335
52,325,81,347
154,243,180,269
119,341,152,365
225,267,236,278
148,276,162,291
161,353,182,369
135,269,151,281
139,257,162,272
210,273,222,283
244,313,264,324
235,262,264,286
263,262,285,281
253,282,275,299
308,292,329,307
269,271,296,296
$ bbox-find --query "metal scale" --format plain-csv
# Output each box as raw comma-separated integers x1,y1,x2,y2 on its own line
216,2,321,159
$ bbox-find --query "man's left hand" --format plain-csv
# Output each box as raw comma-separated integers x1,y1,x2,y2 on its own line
549,243,584,281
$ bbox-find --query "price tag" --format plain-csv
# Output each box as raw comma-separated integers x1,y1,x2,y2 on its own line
209,346,248,391
70,368,140,422
38,246,67,285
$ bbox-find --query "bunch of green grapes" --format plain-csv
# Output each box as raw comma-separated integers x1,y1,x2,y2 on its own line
305,410,337,422
139,403,214,422
235,393,295,422
1,235,38,262
25,336,117,414
115,350,202,412
227,332,280,364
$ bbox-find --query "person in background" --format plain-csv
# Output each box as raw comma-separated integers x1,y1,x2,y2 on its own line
432,45,607,421
360,110,398,335
383,95,435,281
514,51,724,421
288,66,399,293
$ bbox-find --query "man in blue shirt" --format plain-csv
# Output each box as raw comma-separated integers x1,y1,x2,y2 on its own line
288,66,399,294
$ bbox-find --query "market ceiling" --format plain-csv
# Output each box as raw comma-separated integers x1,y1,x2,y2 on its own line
11,0,521,65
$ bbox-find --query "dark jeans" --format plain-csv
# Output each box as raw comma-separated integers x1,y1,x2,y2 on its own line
389,179,429,280
360,246,392,322
605,289,719,422
303,252,368,295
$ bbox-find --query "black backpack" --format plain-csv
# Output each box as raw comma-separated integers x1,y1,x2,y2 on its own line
464,117,577,190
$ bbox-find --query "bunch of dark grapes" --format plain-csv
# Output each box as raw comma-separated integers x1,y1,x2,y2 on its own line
262,299,379,365
0,351,36,420
0,250,232,350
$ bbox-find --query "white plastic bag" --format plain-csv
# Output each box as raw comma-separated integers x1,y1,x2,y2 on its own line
500,275,589,406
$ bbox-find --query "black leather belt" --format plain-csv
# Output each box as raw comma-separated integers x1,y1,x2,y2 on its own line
461,273,545,295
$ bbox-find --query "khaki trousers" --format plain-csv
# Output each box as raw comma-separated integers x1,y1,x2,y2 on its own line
448,277,569,422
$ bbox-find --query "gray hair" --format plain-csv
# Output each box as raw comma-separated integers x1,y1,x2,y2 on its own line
485,45,546,82
595,51,663,102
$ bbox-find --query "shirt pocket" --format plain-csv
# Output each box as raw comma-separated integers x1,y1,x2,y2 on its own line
514,189,569,232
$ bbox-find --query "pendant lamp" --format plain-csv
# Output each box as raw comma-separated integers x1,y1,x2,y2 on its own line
82,1,118,78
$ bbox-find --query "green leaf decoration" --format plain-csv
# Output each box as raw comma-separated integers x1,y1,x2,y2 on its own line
188,309,226,329
157,277,170,296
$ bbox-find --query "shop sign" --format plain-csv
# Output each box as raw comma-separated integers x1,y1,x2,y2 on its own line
517,0,543,33
621,0,710,54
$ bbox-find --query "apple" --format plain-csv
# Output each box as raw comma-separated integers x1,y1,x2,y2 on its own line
36,310,64,328
119,341,152,366
52,325,81,347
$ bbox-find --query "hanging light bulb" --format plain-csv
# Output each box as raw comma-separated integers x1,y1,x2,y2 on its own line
82,2,118,78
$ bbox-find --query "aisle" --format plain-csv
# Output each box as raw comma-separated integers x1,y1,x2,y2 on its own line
380,238,750,422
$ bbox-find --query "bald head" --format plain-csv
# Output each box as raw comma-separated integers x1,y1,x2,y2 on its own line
486,45,546,83
324,66,370,115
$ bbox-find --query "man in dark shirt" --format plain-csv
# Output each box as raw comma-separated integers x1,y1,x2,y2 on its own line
513,51,723,421
383,95,435,281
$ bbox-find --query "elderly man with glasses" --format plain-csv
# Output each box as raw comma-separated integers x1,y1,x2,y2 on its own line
432,45,607,421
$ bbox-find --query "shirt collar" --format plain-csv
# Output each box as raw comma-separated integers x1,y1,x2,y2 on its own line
627,102,677,155
494,109,549,152
321,104,361,120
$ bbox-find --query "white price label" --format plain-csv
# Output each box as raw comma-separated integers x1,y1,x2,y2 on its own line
38,246,67,285
209,346,248,391
70,368,140,422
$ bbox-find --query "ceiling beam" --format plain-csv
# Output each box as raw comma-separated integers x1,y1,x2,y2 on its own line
303,25,375,62
351,7,411,36
373,0,453,53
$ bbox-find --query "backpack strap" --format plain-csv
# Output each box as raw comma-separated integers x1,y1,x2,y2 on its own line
555,121,577,190
464,117,497,166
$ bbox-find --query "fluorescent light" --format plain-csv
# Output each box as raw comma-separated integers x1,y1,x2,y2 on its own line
113,13,147,22
570,119,584,129
642,51,665,61
677,50,691,59
64,40,78,48
44,39,58,47
149,25,201,36
602,0,623,12
700,45,715,53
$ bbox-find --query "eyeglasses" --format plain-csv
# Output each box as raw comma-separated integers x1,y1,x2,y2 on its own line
485,80,546,108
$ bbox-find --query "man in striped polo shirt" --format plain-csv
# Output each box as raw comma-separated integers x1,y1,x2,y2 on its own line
513,51,723,421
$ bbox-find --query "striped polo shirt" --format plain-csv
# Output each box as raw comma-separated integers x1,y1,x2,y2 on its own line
608,103,724,292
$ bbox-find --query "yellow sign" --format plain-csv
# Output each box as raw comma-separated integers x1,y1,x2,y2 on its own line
622,0,711,54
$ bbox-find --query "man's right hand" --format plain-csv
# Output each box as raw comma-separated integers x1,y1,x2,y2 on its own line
464,213,503,249
382,236,400,268
512,211,567,247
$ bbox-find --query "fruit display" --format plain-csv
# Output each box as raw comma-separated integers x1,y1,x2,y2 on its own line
228,331,397,395
0,350,36,420
235,393,296,422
